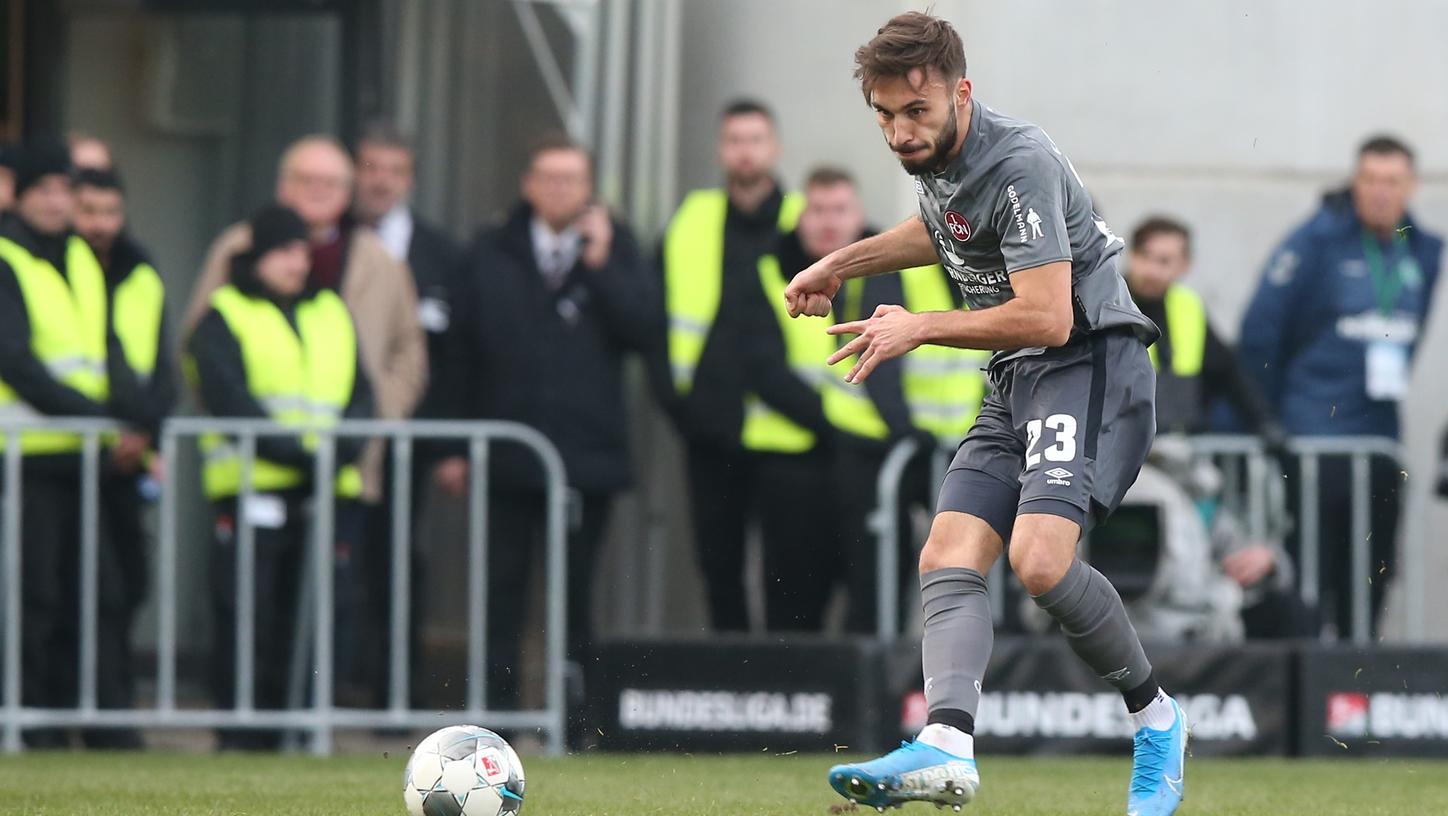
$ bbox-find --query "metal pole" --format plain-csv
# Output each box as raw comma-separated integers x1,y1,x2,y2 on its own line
236,432,258,713
597,0,631,204
1246,449,1267,542
78,432,101,714
388,436,413,713
157,427,179,712
3,436,23,752
310,435,336,756
1350,454,1371,644
1299,453,1320,611
872,438,918,639
543,439,568,755
569,0,601,146
466,437,489,713
1402,457,1425,641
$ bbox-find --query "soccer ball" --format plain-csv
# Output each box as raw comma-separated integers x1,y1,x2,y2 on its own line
403,725,526,816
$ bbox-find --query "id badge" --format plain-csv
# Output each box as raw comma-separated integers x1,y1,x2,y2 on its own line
1365,339,1410,401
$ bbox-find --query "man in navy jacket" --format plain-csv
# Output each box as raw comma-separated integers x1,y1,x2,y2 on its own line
1239,135,1442,637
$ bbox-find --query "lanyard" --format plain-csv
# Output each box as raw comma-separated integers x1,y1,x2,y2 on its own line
1360,229,1408,316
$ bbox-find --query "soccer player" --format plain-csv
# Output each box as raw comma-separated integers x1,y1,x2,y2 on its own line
784,13,1186,815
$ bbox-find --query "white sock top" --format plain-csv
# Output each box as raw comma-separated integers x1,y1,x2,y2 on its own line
916,722,975,759
1128,689,1177,732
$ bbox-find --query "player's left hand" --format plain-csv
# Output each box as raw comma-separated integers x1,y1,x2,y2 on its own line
826,304,921,384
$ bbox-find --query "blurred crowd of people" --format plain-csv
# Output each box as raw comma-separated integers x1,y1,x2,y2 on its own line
0,102,1440,748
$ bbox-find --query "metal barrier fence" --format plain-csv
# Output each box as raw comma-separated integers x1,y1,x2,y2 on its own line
871,434,1415,645
0,417,568,755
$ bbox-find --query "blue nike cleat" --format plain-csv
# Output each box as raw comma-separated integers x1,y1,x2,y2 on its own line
1126,697,1188,816
828,740,979,812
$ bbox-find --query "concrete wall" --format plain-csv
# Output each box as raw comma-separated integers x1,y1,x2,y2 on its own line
670,0,1448,640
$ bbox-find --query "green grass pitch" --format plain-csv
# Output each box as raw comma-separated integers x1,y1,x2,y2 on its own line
1,751,1445,815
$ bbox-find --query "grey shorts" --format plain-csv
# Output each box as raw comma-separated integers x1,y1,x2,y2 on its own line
936,329,1156,544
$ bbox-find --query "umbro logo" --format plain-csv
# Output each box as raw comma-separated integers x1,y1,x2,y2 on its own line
1045,467,1073,487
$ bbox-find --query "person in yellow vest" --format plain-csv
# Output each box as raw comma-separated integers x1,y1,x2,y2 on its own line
186,204,373,750
1126,215,1310,638
0,141,149,748
1126,217,1280,439
72,167,176,748
652,99,807,632
747,167,988,631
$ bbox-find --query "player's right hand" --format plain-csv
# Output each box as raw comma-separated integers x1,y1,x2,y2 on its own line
784,256,843,318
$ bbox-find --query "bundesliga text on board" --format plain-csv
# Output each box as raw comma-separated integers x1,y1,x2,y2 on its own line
617,689,833,734
1327,692,1448,740
902,690,1257,742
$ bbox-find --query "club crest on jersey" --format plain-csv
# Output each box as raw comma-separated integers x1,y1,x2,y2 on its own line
944,210,972,242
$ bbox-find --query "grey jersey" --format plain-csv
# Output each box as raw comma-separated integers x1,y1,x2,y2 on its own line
915,101,1159,363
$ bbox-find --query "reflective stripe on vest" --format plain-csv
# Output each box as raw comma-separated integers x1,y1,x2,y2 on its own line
0,236,109,453
663,188,804,394
898,265,988,440
1147,284,1207,378
751,255,889,448
197,285,362,499
112,262,165,378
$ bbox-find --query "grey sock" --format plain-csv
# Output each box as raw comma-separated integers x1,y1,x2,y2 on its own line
1031,559,1152,691
920,567,993,721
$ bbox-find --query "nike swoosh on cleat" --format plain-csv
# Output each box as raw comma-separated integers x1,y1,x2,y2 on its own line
1164,773,1183,795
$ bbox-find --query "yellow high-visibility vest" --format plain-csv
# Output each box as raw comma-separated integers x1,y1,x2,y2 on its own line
111,262,165,379
897,265,988,442
753,255,889,450
0,235,109,453
197,284,362,500
1147,283,1207,377
663,188,804,396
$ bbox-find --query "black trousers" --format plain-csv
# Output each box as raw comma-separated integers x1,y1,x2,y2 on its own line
757,451,839,632
834,442,930,635
486,488,610,710
1284,452,1400,638
208,494,364,750
685,441,754,632
13,465,132,748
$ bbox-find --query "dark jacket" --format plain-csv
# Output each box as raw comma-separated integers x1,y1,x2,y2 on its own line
102,232,178,440
0,213,149,444
405,217,464,423
648,185,788,448
1239,190,1442,438
450,203,659,493
187,253,372,473
746,228,915,445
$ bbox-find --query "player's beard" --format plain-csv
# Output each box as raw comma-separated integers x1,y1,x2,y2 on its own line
898,106,959,176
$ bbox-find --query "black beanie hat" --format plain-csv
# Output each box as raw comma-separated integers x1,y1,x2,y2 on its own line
248,204,309,259
13,140,72,198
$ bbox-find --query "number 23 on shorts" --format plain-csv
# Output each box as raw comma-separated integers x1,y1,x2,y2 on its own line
1024,413,1078,468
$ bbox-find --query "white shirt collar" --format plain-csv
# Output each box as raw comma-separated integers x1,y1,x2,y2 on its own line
530,216,582,278
375,204,415,262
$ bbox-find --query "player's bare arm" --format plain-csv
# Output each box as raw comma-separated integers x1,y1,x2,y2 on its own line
826,261,1072,383
784,214,937,318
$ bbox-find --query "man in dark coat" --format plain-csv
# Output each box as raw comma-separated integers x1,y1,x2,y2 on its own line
441,133,659,717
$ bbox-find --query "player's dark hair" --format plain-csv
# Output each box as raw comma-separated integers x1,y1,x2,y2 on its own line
525,130,593,174
1130,216,1191,258
720,98,776,125
74,167,124,195
1358,134,1415,168
854,11,967,104
804,165,855,190
356,119,414,155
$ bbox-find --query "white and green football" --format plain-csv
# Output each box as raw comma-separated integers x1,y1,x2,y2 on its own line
403,725,526,816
